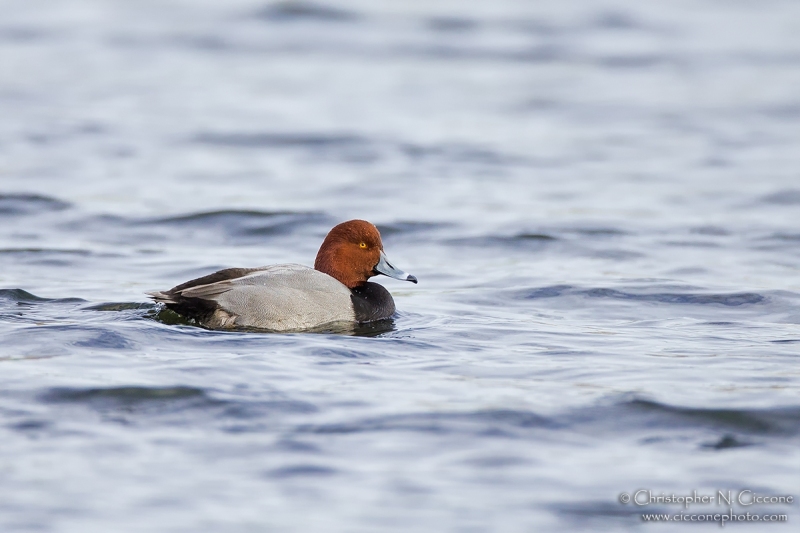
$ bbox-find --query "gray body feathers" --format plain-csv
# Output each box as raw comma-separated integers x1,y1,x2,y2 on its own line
149,264,357,331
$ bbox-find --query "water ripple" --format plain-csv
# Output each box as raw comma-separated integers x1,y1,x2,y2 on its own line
253,1,360,23
192,131,366,148
42,386,208,404
0,288,85,304
0,194,70,216
581,289,766,306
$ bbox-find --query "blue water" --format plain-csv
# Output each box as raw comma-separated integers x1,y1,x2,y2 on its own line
1,1,799,531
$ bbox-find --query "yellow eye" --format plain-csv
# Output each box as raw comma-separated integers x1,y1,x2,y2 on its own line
359,242,367,249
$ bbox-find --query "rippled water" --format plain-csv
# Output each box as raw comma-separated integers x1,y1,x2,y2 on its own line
1,0,799,531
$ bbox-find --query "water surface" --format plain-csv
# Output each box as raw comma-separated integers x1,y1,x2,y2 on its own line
1,0,799,531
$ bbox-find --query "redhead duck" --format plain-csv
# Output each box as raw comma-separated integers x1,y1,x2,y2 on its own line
147,220,417,331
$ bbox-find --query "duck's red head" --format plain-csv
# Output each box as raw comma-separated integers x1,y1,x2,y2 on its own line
314,220,417,289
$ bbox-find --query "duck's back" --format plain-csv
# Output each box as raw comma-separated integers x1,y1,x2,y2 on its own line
150,264,356,331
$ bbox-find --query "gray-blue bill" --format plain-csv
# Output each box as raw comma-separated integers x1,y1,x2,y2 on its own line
374,250,417,283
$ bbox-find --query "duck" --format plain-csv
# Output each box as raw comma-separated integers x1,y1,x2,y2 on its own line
147,219,417,331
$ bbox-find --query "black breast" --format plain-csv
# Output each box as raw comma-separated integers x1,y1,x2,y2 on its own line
350,282,396,322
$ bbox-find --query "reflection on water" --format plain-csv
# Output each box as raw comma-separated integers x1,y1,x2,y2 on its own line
1,0,800,531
